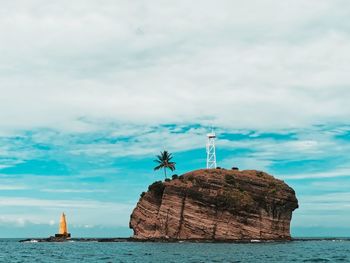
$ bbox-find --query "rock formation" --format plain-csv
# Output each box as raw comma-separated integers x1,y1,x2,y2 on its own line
129,169,298,241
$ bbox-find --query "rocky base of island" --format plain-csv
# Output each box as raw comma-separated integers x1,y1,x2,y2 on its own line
19,237,133,243
19,237,350,243
19,237,291,243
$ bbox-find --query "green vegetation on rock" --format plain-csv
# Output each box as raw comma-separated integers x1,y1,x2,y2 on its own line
216,189,255,212
148,181,165,198
225,174,236,186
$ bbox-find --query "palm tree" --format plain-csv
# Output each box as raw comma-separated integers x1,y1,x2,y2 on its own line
154,150,176,179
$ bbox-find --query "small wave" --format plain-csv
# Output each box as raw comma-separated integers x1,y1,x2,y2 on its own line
24,240,39,243
250,240,261,243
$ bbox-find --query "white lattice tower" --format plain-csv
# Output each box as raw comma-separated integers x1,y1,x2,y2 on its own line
206,130,217,169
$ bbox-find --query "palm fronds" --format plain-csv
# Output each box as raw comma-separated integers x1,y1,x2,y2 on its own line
153,150,176,179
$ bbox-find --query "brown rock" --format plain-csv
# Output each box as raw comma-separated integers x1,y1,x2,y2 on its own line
129,169,298,241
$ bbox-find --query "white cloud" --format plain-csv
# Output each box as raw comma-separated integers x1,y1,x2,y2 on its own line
0,1,350,133
299,192,350,204
40,189,108,193
292,192,350,227
0,217,28,227
282,168,350,180
68,125,208,157
0,185,28,190
0,197,130,209
0,197,134,226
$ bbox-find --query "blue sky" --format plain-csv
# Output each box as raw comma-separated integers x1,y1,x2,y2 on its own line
1,0,350,237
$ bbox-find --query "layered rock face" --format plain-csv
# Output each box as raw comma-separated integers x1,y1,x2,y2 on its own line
130,169,298,241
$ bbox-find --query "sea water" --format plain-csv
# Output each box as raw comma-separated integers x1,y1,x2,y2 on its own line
0,239,349,262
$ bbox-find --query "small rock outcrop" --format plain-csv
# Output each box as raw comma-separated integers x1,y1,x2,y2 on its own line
130,169,298,241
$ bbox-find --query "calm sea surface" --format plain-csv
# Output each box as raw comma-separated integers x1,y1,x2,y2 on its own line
0,239,349,262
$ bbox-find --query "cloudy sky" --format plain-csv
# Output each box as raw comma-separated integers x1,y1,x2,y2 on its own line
1,0,350,237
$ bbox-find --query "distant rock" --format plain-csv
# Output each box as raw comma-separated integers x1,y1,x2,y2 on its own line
19,237,133,243
129,169,298,241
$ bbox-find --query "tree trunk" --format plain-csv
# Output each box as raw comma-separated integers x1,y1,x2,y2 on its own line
164,167,167,179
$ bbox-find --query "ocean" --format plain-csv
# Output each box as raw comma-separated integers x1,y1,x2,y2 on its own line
0,239,349,262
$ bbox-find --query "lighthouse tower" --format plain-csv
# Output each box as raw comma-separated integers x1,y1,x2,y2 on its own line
55,212,71,238
206,130,217,169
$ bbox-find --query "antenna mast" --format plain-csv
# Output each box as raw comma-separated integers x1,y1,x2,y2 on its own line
206,129,217,169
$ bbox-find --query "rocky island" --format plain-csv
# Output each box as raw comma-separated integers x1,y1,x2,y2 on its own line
130,169,298,241
20,168,298,243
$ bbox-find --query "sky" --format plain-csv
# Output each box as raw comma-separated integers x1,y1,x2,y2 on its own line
0,0,350,238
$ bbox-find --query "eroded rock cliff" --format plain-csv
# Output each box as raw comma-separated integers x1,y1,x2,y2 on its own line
129,169,298,241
